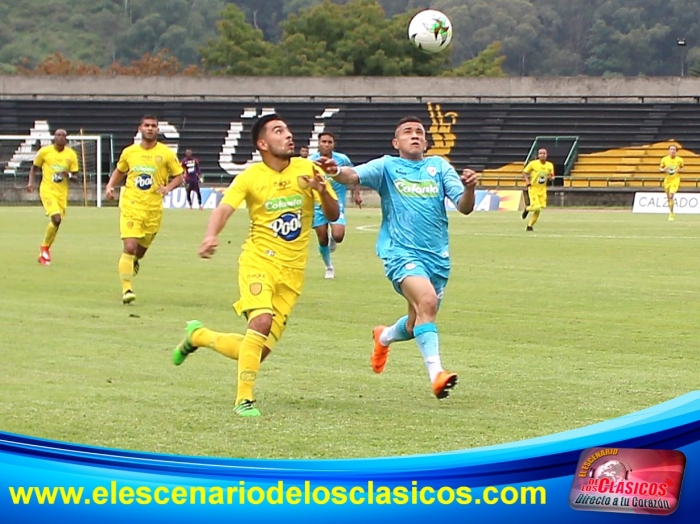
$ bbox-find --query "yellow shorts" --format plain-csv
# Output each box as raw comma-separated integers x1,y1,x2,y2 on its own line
40,190,67,217
233,252,304,350
664,175,680,194
528,186,548,209
120,207,162,248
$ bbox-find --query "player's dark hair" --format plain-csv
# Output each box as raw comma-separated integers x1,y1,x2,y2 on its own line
140,115,158,124
396,116,424,130
251,113,283,149
319,132,335,141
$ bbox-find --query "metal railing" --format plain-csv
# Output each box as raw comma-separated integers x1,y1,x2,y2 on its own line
478,175,700,189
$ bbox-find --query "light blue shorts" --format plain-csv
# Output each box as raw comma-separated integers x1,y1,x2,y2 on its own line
312,202,346,228
382,252,449,301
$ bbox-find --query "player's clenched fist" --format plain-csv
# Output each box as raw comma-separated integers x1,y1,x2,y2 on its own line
460,168,478,188
199,236,218,259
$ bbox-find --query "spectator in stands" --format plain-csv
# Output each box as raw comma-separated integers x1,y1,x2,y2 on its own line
298,145,309,158
660,145,684,222
521,148,555,232
180,149,203,210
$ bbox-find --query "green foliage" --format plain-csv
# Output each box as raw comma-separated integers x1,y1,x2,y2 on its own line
200,4,281,75
442,42,506,77
272,1,450,76
1,0,699,76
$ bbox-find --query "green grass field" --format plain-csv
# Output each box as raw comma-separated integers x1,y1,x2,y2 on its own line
1,206,699,459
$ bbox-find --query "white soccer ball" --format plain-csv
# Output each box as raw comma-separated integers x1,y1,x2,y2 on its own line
408,10,453,54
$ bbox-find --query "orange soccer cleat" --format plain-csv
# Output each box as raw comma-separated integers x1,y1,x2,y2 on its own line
38,247,51,265
432,371,458,399
371,326,390,374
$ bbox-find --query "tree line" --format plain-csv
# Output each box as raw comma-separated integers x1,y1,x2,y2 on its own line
1,0,698,77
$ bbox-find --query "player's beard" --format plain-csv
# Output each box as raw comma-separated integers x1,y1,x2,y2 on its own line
271,144,295,160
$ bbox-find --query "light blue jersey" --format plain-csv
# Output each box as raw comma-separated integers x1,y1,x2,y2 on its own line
310,151,353,227
355,155,465,293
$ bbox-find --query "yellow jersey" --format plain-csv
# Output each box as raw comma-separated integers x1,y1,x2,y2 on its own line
117,143,183,211
222,158,337,270
524,160,555,187
660,155,683,176
33,145,79,195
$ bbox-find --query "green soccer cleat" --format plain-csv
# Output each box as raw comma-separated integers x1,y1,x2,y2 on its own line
233,400,261,417
172,320,204,366
122,290,136,304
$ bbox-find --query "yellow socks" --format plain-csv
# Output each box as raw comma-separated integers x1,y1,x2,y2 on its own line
119,253,135,293
42,222,58,248
668,198,675,214
191,328,244,360
235,329,267,405
528,210,541,228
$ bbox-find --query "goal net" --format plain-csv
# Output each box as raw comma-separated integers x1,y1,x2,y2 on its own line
0,131,105,207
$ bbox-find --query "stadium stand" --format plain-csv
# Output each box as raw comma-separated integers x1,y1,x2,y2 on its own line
3,100,700,192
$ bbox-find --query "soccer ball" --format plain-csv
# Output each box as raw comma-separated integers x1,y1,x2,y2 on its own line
408,10,453,54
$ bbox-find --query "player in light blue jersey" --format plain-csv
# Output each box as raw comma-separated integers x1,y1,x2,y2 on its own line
309,132,362,279
316,117,477,399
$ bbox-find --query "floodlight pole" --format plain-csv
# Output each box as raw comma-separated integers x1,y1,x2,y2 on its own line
677,38,687,77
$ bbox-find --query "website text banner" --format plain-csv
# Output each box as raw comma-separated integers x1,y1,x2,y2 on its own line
2,392,700,523
632,192,700,214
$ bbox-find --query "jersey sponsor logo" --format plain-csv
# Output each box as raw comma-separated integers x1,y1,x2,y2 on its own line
51,173,65,183
393,179,439,197
134,174,154,190
264,195,303,212
132,165,156,173
270,212,302,241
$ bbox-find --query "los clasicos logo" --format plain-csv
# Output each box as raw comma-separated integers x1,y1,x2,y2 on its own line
569,447,686,516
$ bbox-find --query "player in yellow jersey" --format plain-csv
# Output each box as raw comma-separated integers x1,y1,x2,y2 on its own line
660,145,684,221
26,129,79,265
521,148,555,232
105,115,184,304
171,113,339,417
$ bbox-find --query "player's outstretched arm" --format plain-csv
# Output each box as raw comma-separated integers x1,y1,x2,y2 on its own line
200,203,235,259
314,157,360,186
457,169,478,215
105,168,127,200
